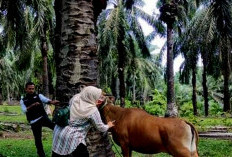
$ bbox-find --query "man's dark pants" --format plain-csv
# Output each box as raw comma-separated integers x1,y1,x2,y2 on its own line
31,115,55,157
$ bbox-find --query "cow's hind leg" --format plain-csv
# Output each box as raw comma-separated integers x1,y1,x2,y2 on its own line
170,147,192,157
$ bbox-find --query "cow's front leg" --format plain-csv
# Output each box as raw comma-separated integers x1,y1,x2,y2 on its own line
121,143,131,157
129,148,132,157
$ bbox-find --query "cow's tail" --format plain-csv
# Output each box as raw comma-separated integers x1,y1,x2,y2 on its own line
185,121,199,157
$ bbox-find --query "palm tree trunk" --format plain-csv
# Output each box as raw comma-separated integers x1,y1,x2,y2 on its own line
7,85,10,102
86,128,115,157
118,67,125,107
223,71,230,112
56,0,98,102
202,52,209,116
54,0,63,99
111,75,117,98
165,24,177,117
118,50,126,107
118,31,126,107
41,25,49,97
222,47,231,112
192,63,197,115
0,86,2,105
56,0,114,156
133,75,136,103
41,24,52,115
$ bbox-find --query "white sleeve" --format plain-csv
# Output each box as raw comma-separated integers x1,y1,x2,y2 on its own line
20,99,27,113
89,110,109,132
39,94,51,104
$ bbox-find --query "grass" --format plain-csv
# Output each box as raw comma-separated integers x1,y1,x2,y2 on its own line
0,104,55,123
0,131,53,157
1,131,232,157
0,105,22,114
1,105,232,157
181,116,232,132
198,139,232,157
112,138,232,157
0,105,27,123
2,105,232,126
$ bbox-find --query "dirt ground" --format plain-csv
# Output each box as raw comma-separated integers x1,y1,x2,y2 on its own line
0,131,33,139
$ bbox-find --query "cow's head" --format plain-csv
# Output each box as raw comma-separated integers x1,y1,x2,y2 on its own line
98,95,115,124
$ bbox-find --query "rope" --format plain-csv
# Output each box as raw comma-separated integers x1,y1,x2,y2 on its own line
99,99,108,110
100,99,122,157
110,137,123,157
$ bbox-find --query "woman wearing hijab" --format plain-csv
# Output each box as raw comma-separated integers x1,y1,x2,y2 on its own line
52,86,115,157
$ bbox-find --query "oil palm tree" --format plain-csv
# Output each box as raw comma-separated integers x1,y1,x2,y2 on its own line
125,37,162,104
21,0,55,107
54,0,115,156
98,0,160,107
0,0,31,54
0,0,56,102
187,0,232,113
170,0,204,116
158,0,185,117
0,50,35,102
98,0,128,107
158,0,206,117
174,9,218,116
178,49,199,115
0,0,38,101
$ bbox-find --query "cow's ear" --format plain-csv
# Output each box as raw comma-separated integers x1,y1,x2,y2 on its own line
107,96,115,104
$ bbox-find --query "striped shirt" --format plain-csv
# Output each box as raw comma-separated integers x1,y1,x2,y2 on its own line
52,110,109,155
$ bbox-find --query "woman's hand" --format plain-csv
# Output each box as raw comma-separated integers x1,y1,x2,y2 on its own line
107,120,115,128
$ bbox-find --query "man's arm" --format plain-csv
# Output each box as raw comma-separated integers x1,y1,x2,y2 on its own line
20,100,39,113
49,100,60,105
26,102,40,110
39,94,59,105
20,99,27,113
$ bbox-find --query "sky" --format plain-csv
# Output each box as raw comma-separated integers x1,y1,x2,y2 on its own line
140,0,185,73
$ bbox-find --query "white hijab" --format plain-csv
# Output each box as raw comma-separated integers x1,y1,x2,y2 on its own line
70,86,102,121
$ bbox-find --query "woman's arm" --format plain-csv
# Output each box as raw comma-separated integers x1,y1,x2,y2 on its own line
89,110,114,132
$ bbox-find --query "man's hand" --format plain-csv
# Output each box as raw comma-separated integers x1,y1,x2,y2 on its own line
50,100,60,105
34,102,40,106
27,102,40,110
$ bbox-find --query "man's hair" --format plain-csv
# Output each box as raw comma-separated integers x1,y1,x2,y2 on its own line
25,81,35,88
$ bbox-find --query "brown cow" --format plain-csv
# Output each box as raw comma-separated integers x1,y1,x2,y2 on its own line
99,99,199,157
